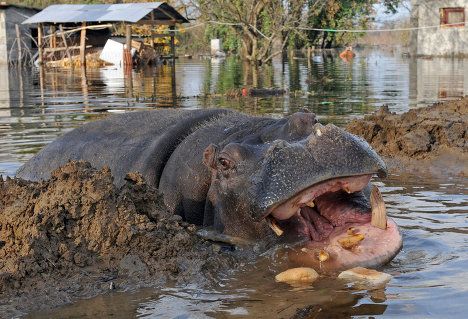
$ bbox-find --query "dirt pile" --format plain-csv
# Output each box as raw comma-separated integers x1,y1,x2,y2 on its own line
0,161,236,316
347,98,467,176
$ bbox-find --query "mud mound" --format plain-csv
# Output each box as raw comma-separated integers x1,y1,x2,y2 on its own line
0,161,236,316
347,98,467,176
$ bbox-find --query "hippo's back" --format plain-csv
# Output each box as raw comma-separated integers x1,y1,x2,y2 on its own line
17,108,231,186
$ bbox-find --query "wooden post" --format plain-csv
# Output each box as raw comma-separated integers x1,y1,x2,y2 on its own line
123,24,132,68
80,22,87,67
124,26,133,97
169,26,176,106
171,60,176,106
150,12,155,47
50,25,56,48
81,66,89,111
169,25,175,63
59,24,72,66
38,23,43,66
125,24,131,49
39,64,45,108
15,24,22,66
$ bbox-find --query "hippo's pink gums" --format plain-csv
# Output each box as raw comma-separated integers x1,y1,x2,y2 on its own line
17,109,402,271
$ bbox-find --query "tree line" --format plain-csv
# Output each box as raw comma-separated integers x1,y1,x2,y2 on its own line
10,0,402,64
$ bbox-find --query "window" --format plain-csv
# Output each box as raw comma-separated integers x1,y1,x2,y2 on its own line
440,7,465,27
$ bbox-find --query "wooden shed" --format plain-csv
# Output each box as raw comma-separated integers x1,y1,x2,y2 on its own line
0,3,39,64
22,2,189,67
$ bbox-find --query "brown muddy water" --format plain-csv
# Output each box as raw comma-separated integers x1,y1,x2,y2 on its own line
1,49,467,318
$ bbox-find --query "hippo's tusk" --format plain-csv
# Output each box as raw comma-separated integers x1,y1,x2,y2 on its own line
267,216,284,236
305,200,315,208
370,186,387,230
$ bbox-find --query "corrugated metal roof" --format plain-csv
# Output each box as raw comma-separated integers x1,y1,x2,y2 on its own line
23,2,188,24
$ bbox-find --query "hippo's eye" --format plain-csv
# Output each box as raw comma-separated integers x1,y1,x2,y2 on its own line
218,157,233,170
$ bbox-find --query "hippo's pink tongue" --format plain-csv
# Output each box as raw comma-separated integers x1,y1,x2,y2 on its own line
299,207,333,241
314,192,371,227
269,174,373,243
286,197,371,242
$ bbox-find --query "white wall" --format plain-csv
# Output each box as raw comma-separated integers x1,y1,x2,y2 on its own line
0,7,36,64
415,0,468,56
0,11,7,64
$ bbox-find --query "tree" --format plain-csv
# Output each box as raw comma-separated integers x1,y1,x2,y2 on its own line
193,0,308,64
191,0,403,63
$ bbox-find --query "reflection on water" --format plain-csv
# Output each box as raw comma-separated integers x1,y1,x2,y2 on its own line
1,49,468,177
414,58,468,105
1,48,467,318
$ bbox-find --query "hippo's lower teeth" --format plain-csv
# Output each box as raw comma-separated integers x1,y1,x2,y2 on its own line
370,186,387,230
267,216,284,236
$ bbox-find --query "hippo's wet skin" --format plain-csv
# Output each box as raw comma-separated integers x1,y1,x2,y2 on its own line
17,109,402,271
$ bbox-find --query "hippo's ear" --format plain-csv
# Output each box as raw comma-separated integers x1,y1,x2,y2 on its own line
203,144,219,170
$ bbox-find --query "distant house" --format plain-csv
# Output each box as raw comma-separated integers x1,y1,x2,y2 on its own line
411,0,467,57
0,3,38,64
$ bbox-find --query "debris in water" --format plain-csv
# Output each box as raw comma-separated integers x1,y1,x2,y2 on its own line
338,233,365,249
275,267,319,285
317,250,329,262
338,267,392,289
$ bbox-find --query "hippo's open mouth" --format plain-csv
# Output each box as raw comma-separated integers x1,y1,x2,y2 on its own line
264,174,402,271
266,174,374,242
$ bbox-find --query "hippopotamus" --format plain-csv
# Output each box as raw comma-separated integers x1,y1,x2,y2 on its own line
17,109,402,271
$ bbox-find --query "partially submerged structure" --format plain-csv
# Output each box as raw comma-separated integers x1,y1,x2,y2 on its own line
0,3,38,64
411,0,467,57
22,2,188,67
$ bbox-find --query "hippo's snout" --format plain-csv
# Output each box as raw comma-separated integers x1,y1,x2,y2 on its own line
252,123,387,217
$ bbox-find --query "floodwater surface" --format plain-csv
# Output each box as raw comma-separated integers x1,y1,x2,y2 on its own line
0,48,467,318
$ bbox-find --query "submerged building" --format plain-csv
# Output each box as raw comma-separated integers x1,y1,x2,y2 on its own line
411,0,467,57
0,3,38,64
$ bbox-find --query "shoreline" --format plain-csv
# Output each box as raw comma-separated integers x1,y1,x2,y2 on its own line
347,97,467,178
